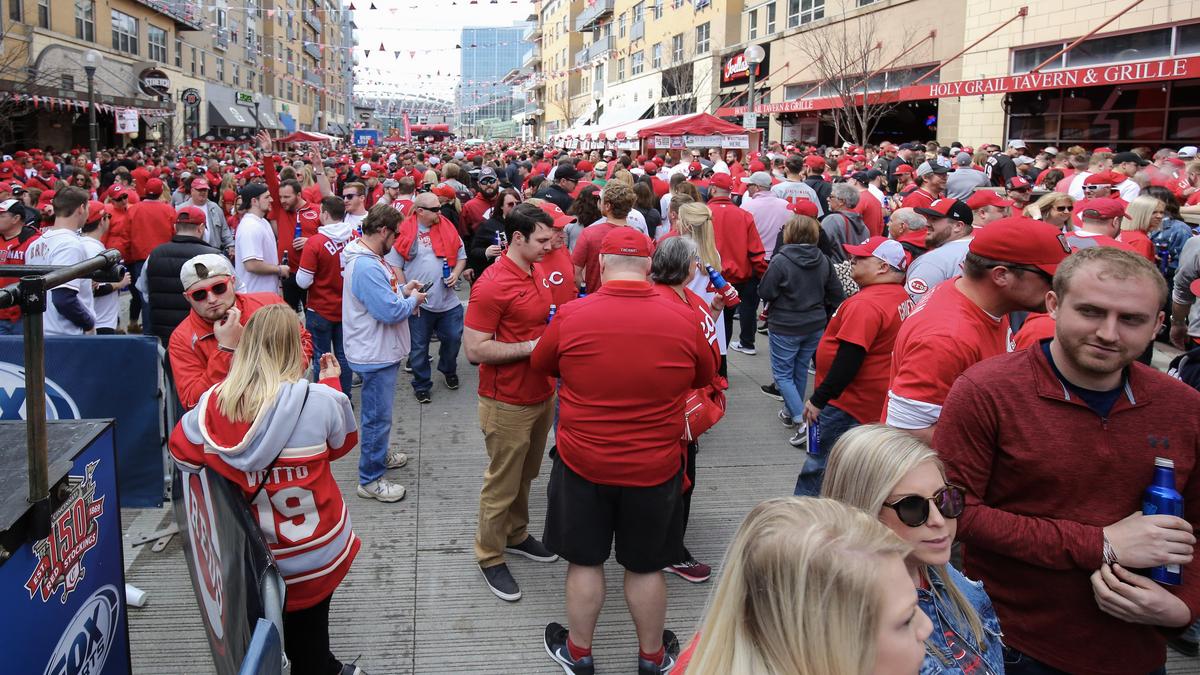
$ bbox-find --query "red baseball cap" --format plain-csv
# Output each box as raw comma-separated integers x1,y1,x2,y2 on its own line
145,178,164,196
843,236,912,271
191,178,210,190
1006,176,1031,190
1084,170,1124,186
108,184,127,199
1095,147,1113,153
38,190,55,207
222,189,236,203
966,191,1013,211
787,199,819,218
642,162,658,173
40,161,56,172
537,201,576,229
176,205,207,225
894,165,915,175
431,183,457,200
748,160,767,172
709,173,733,190
599,227,653,257
1077,198,1127,220
577,160,594,172
968,216,1072,275
84,200,107,225
688,161,702,174
804,155,827,170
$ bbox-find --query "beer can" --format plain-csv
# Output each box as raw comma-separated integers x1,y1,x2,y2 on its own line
806,419,821,456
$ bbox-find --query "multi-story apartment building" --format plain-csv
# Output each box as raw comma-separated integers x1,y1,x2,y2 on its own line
0,0,354,150
457,25,529,139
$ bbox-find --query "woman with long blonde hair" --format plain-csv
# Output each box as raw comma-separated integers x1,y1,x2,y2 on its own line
679,496,931,674
170,304,364,675
821,425,1005,675
1119,194,1164,263
675,202,721,270
1031,192,1074,231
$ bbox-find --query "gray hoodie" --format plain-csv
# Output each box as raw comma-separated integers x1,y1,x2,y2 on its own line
758,243,845,336
820,210,870,262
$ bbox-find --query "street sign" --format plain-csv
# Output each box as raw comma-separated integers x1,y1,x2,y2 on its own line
744,113,758,129
182,88,201,107
235,91,254,106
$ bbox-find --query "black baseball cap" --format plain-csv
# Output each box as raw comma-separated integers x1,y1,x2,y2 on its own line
239,183,269,209
915,198,974,226
1112,151,1149,166
556,166,583,182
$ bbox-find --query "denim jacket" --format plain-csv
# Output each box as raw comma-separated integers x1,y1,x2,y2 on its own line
918,565,1006,675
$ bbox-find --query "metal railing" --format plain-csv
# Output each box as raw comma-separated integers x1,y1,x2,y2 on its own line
575,0,614,32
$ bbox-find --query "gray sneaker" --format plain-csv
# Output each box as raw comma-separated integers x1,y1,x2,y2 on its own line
480,563,522,601
356,478,407,503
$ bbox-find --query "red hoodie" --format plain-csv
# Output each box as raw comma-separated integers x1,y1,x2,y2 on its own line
707,195,767,284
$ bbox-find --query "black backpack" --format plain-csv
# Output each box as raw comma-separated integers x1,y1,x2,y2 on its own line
1168,346,1200,392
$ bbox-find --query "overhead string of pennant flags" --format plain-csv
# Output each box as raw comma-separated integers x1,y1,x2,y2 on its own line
0,91,173,118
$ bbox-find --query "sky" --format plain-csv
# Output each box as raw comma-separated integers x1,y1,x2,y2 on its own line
351,0,533,104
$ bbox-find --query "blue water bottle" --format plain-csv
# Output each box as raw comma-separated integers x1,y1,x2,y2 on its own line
442,259,451,280
806,418,821,456
547,304,557,323
578,282,587,298
1155,242,1170,276
1144,457,1184,585
704,263,740,307
294,218,302,239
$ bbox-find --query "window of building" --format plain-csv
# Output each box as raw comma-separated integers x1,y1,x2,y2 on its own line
653,0,663,19
148,25,167,62
111,10,138,55
233,64,240,86
748,9,758,40
617,57,625,81
200,51,206,76
36,0,48,28
9,0,21,23
788,0,824,28
74,1,94,41
175,37,182,67
857,0,877,5
287,81,294,100
652,42,662,69
766,3,776,33
618,13,626,38
61,74,74,90
1007,81,1199,148
632,2,644,23
216,56,224,81
695,22,710,54
1013,25,1193,74
191,46,197,74
632,50,644,75
1179,23,1200,55
672,0,684,7
286,48,295,75
246,72,254,90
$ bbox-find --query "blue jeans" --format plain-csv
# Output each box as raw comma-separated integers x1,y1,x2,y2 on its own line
0,318,19,335
351,362,400,485
793,404,860,496
408,304,463,394
1002,646,1163,675
769,329,824,423
305,309,352,396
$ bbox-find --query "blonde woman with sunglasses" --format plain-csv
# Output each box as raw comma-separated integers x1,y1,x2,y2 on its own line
1031,193,1074,231
822,425,1005,675
678,496,931,674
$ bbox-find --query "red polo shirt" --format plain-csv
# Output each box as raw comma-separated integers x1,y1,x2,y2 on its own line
127,199,178,262
570,220,620,292
530,280,716,486
536,245,578,307
464,254,555,405
264,154,321,270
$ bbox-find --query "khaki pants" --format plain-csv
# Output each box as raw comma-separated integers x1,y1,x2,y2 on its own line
475,395,555,568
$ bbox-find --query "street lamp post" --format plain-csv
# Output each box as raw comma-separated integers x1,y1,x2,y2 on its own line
743,44,766,132
83,49,102,158
252,91,263,134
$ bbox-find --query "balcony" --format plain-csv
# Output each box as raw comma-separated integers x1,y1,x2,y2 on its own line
522,44,541,67
304,71,322,87
586,35,615,63
304,9,322,31
245,45,257,64
304,42,322,60
128,0,204,31
630,20,645,42
215,28,229,50
575,0,614,32
522,23,541,42
574,46,589,66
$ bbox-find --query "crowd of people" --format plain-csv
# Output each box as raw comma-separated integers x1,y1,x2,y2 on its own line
3,132,1200,675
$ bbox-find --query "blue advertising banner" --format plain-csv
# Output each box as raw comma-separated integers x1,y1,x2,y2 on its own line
352,129,379,147
0,335,165,507
0,423,132,674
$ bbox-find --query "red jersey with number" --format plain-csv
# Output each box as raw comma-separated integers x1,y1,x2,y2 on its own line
536,246,578,308
814,283,913,424
299,233,347,322
464,254,555,405
0,226,40,321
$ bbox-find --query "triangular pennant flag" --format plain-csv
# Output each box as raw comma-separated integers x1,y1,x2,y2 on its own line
378,42,385,51
348,2,355,10
393,51,400,59
369,2,377,8
365,49,371,58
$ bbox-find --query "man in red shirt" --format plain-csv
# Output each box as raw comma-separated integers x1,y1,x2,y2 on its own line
571,181,638,293
168,253,312,409
938,246,1200,675
884,217,1071,443
796,237,914,495
849,170,885,237
901,165,947,210
25,161,57,192
461,166,500,235
707,172,768,360
463,203,560,602
532,201,579,307
127,178,177,332
0,198,39,334
261,139,322,311
534,227,715,675
297,196,355,394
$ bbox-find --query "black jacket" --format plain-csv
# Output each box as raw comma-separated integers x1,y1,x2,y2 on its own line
468,216,505,278
144,235,220,346
758,243,844,336
536,184,574,213
803,176,832,215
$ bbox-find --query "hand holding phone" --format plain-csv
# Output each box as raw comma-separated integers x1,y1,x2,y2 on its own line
418,280,435,293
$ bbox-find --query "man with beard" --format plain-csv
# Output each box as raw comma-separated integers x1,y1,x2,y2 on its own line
937,246,1200,675
884,217,1070,444
462,166,500,235
905,199,975,304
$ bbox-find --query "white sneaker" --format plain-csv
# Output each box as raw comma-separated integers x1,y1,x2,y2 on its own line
730,340,757,355
789,423,809,448
357,478,407,503
385,451,409,469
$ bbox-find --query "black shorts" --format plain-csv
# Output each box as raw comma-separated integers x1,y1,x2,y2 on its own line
543,452,685,574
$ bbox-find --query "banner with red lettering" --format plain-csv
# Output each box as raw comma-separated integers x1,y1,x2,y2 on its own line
718,56,1200,116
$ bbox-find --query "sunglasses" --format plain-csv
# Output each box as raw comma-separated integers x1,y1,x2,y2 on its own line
479,177,498,184
884,484,966,527
186,281,229,302
1054,205,1071,212
414,205,439,213
342,193,360,200
1008,265,1055,284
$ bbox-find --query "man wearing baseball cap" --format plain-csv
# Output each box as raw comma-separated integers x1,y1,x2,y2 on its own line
138,206,222,346
25,160,57,192
0,197,40,334
906,198,976,304
176,177,234,257
532,200,579,307
462,166,501,235
1068,198,1134,251
903,165,948,210
984,140,1025,188
169,252,312,410
966,190,1013,227
1111,151,1148,201
536,164,580,213
795,236,914,496
24,187,95,336
772,155,826,215
126,177,178,332
708,172,768,360
534,226,714,675
885,216,1071,442
79,200,130,334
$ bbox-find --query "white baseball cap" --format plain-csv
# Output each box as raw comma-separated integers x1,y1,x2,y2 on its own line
1043,146,1060,156
1179,146,1198,159
843,236,911,271
180,253,234,290
1007,139,1027,149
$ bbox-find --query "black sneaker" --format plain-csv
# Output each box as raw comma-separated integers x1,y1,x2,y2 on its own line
480,563,522,601
506,536,559,562
760,382,783,401
403,361,413,374
636,630,680,675
415,390,431,404
544,622,595,675
351,372,363,388
1169,635,1200,657
445,373,460,390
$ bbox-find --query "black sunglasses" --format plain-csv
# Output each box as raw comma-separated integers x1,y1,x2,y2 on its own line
414,205,438,213
479,177,498,184
1009,265,1055,284
1053,205,1071,212
342,193,360,200
186,281,229,302
884,484,966,527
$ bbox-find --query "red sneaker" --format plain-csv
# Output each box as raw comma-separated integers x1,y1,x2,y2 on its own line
664,558,711,583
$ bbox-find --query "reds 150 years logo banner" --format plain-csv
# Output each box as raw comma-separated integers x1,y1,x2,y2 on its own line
25,460,105,603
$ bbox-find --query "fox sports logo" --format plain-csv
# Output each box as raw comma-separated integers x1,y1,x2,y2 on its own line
43,584,121,675
0,362,80,420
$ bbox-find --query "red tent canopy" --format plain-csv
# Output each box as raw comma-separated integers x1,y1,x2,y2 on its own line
275,130,337,144
631,112,747,139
